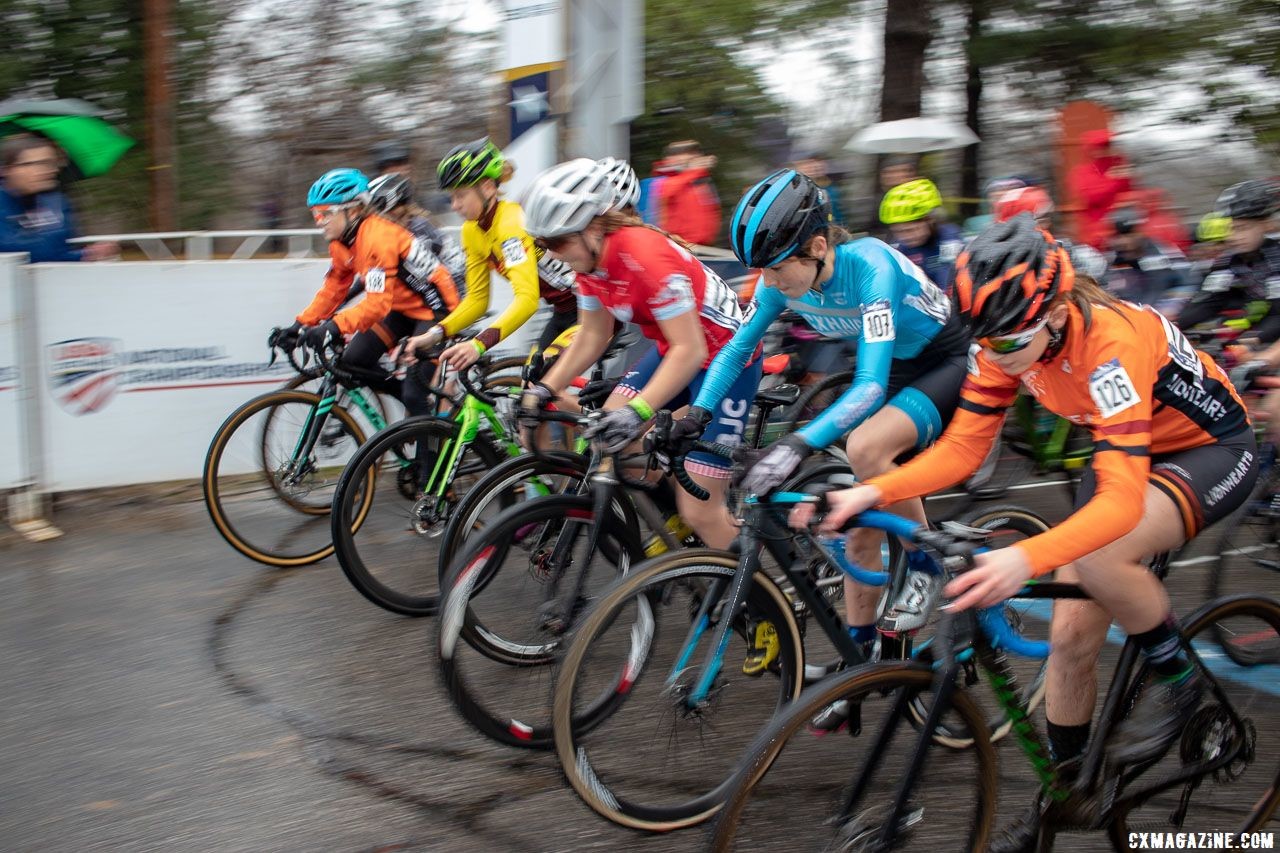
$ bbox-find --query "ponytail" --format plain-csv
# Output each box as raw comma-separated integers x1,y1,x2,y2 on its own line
597,209,698,253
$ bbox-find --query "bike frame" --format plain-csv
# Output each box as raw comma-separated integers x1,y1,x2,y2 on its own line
284,373,388,484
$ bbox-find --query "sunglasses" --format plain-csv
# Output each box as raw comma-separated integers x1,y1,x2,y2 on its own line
311,204,354,224
979,316,1049,355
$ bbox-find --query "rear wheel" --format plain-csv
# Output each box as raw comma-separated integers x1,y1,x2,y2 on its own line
1207,475,1280,665
781,371,852,435
1108,595,1280,843
709,663,997,852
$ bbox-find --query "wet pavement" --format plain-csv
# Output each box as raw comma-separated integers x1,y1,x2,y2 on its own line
2,477,1277,852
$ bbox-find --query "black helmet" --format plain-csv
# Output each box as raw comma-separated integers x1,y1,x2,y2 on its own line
368,172,415,213
953,214,1075,340
1109,206,1145,235
729,169,832,268
1215,180,1280,220
437,137,505,189
372,140,411,172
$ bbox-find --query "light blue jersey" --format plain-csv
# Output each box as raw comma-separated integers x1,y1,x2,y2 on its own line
695,238,954,449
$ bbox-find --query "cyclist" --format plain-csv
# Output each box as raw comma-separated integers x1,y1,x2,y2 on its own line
879,177,965,293
1187,212,1231,283
368,171,466,296
673,169,970,725
279,168,458,421
401,137,571,368
994,184,1108,280
516,158,752,551
808,214,1257,850
1178,179,1280,343
1102,206,1190,309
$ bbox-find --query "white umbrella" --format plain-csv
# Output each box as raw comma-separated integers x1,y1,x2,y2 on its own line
846,117,980,154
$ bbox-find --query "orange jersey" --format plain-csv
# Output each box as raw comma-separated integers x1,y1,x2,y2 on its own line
297,215,459,334
869,301,1249,576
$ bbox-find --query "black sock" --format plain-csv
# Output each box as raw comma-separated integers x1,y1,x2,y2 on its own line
1046,720,1091,765
1132,614,1193,683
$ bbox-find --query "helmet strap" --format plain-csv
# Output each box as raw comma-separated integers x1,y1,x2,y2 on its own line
1040,318,1067,363
339,207,366,246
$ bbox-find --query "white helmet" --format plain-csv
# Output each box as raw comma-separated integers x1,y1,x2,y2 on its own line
522,158,617,238
597,156,640,210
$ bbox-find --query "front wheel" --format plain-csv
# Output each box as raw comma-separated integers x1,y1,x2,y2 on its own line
203,389,370,567
436,494,645,748
552,551,804,832
330,416,503,616
708,662,998,852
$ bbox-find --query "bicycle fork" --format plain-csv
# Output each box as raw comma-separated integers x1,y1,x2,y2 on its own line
284,377,343,484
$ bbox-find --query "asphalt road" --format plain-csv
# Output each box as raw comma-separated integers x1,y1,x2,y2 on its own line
2,469,1277,852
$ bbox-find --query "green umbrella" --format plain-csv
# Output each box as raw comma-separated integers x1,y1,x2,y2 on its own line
0,98,135,178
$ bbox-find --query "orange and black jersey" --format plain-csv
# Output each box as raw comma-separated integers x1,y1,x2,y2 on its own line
297,215,459,335
869,300,1249,576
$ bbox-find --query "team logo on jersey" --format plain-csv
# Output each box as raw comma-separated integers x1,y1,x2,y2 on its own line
47,338,122,415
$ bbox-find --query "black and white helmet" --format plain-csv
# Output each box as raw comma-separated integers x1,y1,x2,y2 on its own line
1215,180,1280,221
522,158,616,239
597,156,640,210
368,172,415,213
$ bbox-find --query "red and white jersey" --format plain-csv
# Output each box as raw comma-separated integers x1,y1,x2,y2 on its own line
576,225,743,366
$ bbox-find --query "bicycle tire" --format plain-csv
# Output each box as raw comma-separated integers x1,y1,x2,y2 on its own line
330,415,504,616
781,370,852,435
1108,594,1280,844
709,662,997,852
436,494,645,748
552,549,804,831
436,451,589,585
1206,472,1280,666
203,389,372,567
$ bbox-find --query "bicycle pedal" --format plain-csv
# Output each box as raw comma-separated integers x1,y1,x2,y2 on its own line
742,620,781,677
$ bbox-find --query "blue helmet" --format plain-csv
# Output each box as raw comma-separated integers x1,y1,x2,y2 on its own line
730,169,831,268
307,168,370,207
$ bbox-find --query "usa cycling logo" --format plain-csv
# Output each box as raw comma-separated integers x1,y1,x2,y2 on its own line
47,338,122,415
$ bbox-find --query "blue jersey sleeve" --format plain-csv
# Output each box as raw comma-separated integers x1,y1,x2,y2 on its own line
692,286,784,412
799,247,901,448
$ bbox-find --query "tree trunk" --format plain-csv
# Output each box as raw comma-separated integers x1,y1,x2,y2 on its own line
879,0,932,122
960,0,988,221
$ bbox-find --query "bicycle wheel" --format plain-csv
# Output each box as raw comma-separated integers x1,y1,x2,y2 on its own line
781,371,852,435
910,504,1052,748
552,550,804,831
330,416,503,616
1108,595,1280,844
709,662,997,852
436,494,645,748
436,451,588,585
203,389,371,567
1207,474,1280,665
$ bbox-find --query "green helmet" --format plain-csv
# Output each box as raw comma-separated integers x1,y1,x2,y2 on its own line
1196,213,1231,243
437,137,505,189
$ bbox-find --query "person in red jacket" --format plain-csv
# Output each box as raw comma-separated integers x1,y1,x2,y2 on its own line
1067,128,1134,250
656,139,721,246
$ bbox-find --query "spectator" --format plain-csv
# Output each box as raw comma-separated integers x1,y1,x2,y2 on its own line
0,134,116,262
792,149,845,225
638,158,672,226
655,139,721,246
1066,128,1133,250
1102,206,1190,313
869,154,918,237
372,140,412,178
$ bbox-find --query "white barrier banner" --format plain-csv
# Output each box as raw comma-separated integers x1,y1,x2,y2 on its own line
31,260,327,490
0,255,23,488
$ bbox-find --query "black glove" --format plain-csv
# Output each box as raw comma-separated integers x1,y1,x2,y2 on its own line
740,433,813,495
668,406,712,457
585,403,648,454
576,378,616,410
272,321,304,352
518,382,556,431
302,320,341,350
